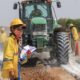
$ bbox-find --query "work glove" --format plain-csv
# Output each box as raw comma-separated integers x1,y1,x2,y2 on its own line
20,55,28,65
20,49,32,64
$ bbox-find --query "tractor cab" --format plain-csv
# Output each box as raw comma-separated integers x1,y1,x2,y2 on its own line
24,2,47,18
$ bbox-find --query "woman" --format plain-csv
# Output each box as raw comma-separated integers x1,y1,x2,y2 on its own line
2,18,27,80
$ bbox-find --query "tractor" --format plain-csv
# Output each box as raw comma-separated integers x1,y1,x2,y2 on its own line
13,0,70,66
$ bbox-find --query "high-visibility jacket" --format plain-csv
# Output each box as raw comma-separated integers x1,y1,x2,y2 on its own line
71,27,79,41
2,35,19,79
0,32,8,43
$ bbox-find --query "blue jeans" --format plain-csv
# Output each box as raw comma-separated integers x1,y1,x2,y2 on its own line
18,62,21,80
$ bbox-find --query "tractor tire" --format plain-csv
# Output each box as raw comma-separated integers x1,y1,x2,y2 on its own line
56,32,70,65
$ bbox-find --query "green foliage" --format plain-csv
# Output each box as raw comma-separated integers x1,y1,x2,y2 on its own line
58,18,67,27
58,18,80,32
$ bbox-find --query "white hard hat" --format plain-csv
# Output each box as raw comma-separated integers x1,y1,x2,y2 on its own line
69,23,74,27
0,28,5,33
1,28,5,31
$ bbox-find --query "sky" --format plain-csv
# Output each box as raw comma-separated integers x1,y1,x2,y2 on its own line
0,0,80,26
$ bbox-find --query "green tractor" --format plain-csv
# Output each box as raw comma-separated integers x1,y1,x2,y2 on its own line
13,0,70,66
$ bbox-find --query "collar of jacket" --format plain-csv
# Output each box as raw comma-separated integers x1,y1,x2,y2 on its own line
11,35,19,43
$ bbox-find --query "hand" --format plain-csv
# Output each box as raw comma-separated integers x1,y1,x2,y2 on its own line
27,50,32,58
9,69,15,79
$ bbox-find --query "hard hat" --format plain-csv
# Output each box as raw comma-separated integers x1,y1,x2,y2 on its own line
1,27,5,31
10,18,26,27
69,23,74,27
0,27,5,32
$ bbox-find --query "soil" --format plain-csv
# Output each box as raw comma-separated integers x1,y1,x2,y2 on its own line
21,64,76,80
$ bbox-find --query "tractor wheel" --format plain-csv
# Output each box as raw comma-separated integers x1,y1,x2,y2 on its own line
56,32,70,65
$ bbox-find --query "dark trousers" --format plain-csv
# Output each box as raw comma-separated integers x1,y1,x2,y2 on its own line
18,62,21,80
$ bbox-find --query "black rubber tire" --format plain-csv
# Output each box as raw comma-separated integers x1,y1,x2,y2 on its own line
56,32,70,64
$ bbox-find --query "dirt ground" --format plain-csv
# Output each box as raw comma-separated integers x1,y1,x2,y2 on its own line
21,40,80,80
21,64,76,80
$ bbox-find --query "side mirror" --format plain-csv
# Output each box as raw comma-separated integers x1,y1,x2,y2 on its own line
56,1,61,8
13,3,18,9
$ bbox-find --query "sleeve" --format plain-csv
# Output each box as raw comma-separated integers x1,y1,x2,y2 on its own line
3,38,14,69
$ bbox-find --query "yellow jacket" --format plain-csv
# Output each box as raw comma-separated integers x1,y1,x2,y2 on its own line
2,35,19,79
71,27,79,41
0,32,8,43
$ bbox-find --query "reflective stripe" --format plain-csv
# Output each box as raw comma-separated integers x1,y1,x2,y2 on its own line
14,53,18,55
3,58,13,62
